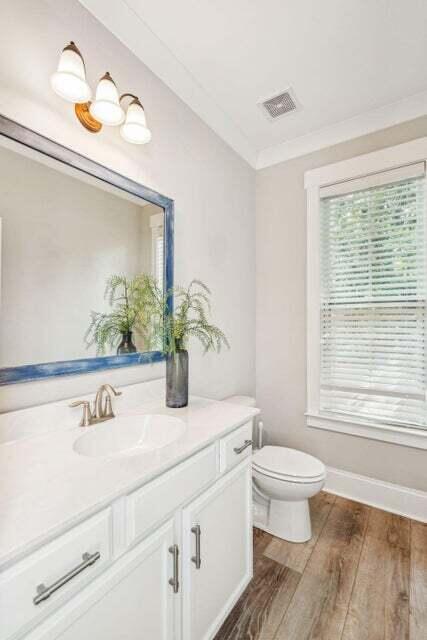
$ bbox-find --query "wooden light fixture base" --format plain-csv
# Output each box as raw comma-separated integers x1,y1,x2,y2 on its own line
75,102,102,133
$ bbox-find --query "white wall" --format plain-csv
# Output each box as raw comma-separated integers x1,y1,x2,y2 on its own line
0,0,255,412
256,115,427,492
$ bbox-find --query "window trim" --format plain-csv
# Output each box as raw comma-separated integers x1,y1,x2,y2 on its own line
305,137,427,450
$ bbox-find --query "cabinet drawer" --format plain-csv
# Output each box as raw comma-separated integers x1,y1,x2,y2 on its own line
0,508,112,640
220,421,253,473
127,444,217,544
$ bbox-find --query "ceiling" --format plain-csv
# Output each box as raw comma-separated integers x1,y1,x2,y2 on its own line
80,1,427,168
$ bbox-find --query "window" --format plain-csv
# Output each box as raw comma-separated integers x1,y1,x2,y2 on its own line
153,231,164,290
306,140,427,449
150,213,164,292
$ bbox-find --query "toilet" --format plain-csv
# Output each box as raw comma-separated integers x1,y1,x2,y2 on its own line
224,395,326,543
252,445,326,542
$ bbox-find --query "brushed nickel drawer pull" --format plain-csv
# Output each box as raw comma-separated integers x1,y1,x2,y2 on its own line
233,439,252,455
191,525,201,569
168,544,179,593
33,551,101,605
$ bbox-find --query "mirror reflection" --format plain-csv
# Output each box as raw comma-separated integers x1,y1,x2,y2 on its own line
0,142,164,368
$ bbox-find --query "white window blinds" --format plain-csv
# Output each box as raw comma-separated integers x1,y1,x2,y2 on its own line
150,213,164,292
155,233,164,290
319,163,427,429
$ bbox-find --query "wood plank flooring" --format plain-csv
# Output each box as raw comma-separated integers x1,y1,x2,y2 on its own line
214,493,426,640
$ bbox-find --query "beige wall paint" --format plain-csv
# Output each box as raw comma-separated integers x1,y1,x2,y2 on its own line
256,115,427,492
0,0,255,412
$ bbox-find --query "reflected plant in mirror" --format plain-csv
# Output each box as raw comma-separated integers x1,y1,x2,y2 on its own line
138,277,230,408
85,275,141,355
85,274,167,355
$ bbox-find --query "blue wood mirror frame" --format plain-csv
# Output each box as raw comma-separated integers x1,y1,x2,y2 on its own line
0,114,174,386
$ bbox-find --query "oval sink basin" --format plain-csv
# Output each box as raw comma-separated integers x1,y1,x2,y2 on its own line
73,414,185,458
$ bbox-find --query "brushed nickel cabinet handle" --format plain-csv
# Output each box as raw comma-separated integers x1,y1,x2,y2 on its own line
233,439,252,455
33,551,101,605
191,525,201,569
168,544,179,593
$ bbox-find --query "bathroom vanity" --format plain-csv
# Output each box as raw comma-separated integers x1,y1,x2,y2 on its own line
0,116,256,640
0,381,257,640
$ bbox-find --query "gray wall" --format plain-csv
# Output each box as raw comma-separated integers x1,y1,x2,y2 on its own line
0,0,255,411
256,116,427,492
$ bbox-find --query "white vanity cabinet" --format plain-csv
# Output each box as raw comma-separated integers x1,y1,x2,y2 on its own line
4,422,254,640
1,509,112,640
36,520,176,640
182,462,253,640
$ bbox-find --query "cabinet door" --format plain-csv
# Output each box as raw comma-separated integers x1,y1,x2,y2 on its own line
182,461,252,640
29,519,178,640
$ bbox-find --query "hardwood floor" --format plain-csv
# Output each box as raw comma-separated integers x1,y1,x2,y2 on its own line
214,493,426,640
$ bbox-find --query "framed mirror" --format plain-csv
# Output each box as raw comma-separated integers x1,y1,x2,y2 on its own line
0,115,173,385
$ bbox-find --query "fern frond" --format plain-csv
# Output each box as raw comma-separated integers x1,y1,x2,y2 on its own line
85,273,229,358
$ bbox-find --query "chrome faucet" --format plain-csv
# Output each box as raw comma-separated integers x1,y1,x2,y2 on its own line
70,384,122,427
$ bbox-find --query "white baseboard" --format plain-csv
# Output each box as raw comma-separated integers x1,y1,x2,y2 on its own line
324,467,427,523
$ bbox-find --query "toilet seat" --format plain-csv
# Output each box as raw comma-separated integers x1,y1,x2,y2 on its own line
253,465,325,484
253,446,326,484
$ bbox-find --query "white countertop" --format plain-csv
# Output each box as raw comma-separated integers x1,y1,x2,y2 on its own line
0,390,258,569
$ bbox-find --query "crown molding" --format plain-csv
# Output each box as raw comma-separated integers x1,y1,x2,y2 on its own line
257,90,427,169
79,0,258,168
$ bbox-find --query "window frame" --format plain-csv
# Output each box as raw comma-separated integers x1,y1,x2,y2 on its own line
305,137,427,450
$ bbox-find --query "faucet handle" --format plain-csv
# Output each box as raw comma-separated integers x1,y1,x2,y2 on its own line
103,384,122,418
104,395,114,419
70,400,93,427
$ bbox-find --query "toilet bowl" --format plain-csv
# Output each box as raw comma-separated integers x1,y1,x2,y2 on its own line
223,395,326,544
252,445,325,542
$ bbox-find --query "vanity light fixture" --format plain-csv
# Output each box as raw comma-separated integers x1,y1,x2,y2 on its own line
51,42,151,144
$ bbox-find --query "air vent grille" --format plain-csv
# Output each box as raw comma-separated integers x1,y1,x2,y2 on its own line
261,90,298,119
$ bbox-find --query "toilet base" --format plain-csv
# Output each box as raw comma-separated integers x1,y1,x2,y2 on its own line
253,495,312,543
269,498,312,542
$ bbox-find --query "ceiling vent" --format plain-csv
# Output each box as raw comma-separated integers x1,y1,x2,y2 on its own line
259,88,300,121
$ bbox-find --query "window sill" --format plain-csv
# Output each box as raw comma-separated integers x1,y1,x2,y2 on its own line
306,412,427,450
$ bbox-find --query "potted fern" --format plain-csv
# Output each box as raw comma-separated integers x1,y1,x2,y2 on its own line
85,275,146,355
137,276,229,407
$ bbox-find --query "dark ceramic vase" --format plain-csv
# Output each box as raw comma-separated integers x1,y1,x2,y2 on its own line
166,349,189,408
117,331,137,355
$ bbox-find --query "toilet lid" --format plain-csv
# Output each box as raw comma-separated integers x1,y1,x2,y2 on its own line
252,446,325,480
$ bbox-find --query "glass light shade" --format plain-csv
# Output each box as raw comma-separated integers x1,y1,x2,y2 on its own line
120,101,152,144
50,42,91,104
89,73,125,126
